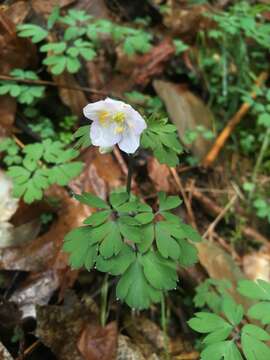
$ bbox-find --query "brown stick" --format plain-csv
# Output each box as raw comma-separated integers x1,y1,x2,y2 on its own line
202,71,268,167
0,74,111,96
190,187,269,245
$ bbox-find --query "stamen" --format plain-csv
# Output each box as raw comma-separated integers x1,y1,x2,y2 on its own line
115,126,124,134
112,112,125,124
98,110,110,125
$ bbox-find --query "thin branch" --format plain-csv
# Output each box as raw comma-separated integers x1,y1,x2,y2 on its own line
0,74,111,96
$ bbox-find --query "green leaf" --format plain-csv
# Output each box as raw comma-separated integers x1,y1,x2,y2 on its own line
109,191,129,209
75,192,109,209
140,251,177,290
188,312,232,334
222,295,244,326
47,6,60,29
238,279,270,301
96,244,135,275
241,329,270,360
171,223,202,242
17,24,48,43
155,222,180,260
248,302,270,324
134,212,154,224
137,223,154,253
66,56,81,73
118,217,142,243
99,222,123,258
73,125,91,149
48,162,82,185
177,238,198,267
242,324,270,341
158,192,182,211
201,341,243,360
116,258,162,309
63,226,97,270
83,210,111,226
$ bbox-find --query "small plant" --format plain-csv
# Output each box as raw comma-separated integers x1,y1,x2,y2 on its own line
17,8,154,75
0,69,45,105
141,115,183,167
0,138,83,203
189,278,270,359
63,98,200,309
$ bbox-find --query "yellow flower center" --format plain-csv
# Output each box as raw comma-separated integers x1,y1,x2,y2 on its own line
112,112,125,124
98,110,126,133
98,110,110,125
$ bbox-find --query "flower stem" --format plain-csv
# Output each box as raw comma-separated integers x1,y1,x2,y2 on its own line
126,155,134,196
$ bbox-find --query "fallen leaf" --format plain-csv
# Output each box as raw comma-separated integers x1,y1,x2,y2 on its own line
10,270,60,318
53,72,88,117
147,157,177,193
117,335,146,360
3,1,30,25
36,294,98,360
133,40,175,86
243,250,270,281
31,0,76,15
77,322,118,360
153,80,214,159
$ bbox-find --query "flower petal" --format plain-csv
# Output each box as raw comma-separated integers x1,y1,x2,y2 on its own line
90,121,121,148
83,100,106,121
125,106,147,134
118,129,140,154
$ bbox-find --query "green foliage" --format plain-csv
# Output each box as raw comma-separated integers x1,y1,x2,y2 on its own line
173,39,189,55
16,8,154,76
0,69,45,105
17,24,48,43
0,138,83,203
73,125,91,149
253,198,270,223
184,125,215,145
238,279,270,325
124,91,164,116
190,278,270,359
141,115,183,167
63,190,201,309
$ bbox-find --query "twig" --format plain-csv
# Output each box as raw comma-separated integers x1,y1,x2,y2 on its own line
190,187,269,245
169,167,197,229
202,71,268,167
203,194,238,238
0,74,112,96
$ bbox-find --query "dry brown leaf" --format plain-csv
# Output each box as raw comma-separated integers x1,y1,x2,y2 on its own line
2,1,30,25
77,322,118,360
133,40,175,86
153,80,214,159
243,250,270,281
36,294,97,360
196,241,251,310
53,72,88,116
10,270,61,318
31,0,76,15
117,335,146,360
147,157,177,193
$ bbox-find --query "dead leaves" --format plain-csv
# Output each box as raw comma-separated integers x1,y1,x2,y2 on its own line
78,322,118,360
36,295,118,360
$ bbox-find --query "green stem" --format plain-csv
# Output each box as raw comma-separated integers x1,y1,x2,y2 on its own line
161,294,170,360
126,155,134,196
100,273,109,327
249,127,270,201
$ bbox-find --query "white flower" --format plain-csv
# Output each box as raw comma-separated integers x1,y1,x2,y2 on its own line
83,97,147,154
